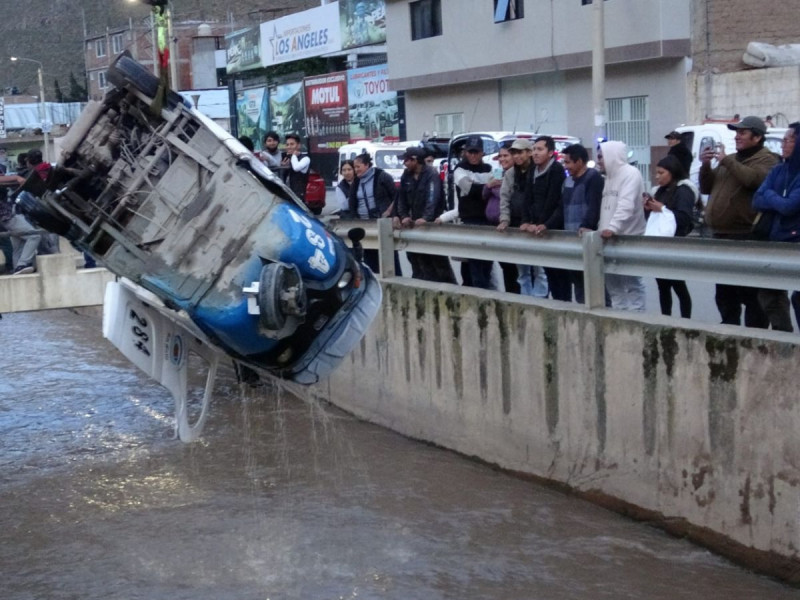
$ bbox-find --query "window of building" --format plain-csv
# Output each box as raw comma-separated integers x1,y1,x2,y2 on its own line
581,0,608,5
606,95,650,183
111,33,124,55
96,38,107,58
494,0,523,22
98,71,108,89
410,0,442,41
434,113,463,136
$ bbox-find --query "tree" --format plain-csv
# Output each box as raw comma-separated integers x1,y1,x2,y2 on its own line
54,80,65,103
68,72,87,102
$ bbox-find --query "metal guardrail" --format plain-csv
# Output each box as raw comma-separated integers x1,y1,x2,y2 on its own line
331,218,800,309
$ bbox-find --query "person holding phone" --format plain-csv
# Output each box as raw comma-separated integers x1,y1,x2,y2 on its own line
699,115,779,328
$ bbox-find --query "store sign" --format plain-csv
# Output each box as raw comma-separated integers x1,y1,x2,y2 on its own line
225,26,262,74
304,72,349,153
347,65,399,142
261,3,342,67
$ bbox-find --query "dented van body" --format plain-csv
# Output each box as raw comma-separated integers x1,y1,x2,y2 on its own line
19,53,381,384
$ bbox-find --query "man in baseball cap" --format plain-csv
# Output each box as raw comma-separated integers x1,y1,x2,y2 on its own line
664,130,691,175
699,115,778,328
397,146,427,163
727,115,767,136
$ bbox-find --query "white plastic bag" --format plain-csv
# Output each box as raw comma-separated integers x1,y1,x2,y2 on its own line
644,207,677,237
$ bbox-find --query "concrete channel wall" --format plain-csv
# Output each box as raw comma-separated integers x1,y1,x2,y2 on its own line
317,279,800,582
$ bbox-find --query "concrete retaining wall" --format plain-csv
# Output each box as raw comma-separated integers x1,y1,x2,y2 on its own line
317,280,800,581
0,253,115,313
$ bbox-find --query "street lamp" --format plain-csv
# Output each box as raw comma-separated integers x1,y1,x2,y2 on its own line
10,56,49,163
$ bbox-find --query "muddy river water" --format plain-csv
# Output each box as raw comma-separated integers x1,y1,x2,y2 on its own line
1,309,796,599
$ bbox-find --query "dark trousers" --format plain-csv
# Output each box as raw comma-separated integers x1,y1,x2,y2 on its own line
363,249,403,277
715,283,768,328
500,262,520,293
407,251,456,284
460,216,494,290
0,236,12,273
567,270,585,304
757,288,793,332
713,233,768,328
544,267,572,301
656,278,692,318
792,292,800,331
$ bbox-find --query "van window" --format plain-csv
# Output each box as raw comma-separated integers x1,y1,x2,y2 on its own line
375,150,403,171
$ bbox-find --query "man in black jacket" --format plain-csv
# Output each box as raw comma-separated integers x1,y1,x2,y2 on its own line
665,130,692,176
451,135,493,289
521,135,567,299
394,147,455,283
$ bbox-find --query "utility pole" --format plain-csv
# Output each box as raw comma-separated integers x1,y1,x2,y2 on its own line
591,0,606,144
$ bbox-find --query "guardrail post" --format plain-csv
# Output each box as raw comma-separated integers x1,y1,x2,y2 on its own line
377,217,395,278
582,231,605,309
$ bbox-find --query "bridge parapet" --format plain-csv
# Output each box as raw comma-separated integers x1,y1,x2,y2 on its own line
0,253,115,313
319,279,800,583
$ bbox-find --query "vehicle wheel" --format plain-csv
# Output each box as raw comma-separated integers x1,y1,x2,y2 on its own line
257,263,307,331
108,53,160,98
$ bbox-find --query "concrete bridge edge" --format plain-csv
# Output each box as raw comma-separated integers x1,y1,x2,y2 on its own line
314,279,800,584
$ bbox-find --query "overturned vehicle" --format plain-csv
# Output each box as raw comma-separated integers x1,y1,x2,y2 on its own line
19,53,381,389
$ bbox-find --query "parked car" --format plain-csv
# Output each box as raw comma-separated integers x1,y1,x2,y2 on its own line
17,52,381,385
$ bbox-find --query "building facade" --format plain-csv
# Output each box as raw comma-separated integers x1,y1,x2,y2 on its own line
386,0,692,178
84,22,232,100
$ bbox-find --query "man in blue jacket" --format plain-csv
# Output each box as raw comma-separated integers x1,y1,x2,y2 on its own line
752,121,800,331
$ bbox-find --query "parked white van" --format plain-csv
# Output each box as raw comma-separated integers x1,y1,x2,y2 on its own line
675,123,785,186
337,141,417,186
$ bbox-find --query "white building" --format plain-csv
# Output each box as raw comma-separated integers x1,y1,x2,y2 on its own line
385,0,692,177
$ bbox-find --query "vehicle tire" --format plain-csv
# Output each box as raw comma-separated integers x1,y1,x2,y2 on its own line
257,263,307,331
108,53,160,98
15,193,71,236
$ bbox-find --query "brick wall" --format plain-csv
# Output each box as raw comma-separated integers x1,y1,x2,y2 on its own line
692,0,800,74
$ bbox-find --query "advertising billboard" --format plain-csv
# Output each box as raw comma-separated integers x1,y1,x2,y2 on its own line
339,0,387,50
304,72,349,153
347,64,399,142
235,87,269,149
269,81,306,142
261,3,342,67
225,27,261,74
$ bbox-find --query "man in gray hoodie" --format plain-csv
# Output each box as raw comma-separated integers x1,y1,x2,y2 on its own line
597,140,647,311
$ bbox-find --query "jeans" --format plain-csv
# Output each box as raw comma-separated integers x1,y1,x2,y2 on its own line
606,274,645,311
517,265,548,297
1,214,40,269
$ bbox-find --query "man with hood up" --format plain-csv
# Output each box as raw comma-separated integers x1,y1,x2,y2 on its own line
752,121,800,331
597,140,647,310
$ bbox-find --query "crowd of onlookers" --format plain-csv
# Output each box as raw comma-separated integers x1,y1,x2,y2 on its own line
7,115,797,333
334,115,800,333
0,149,62,275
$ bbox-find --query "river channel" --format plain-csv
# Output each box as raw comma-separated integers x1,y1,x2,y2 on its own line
1,309,796,599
